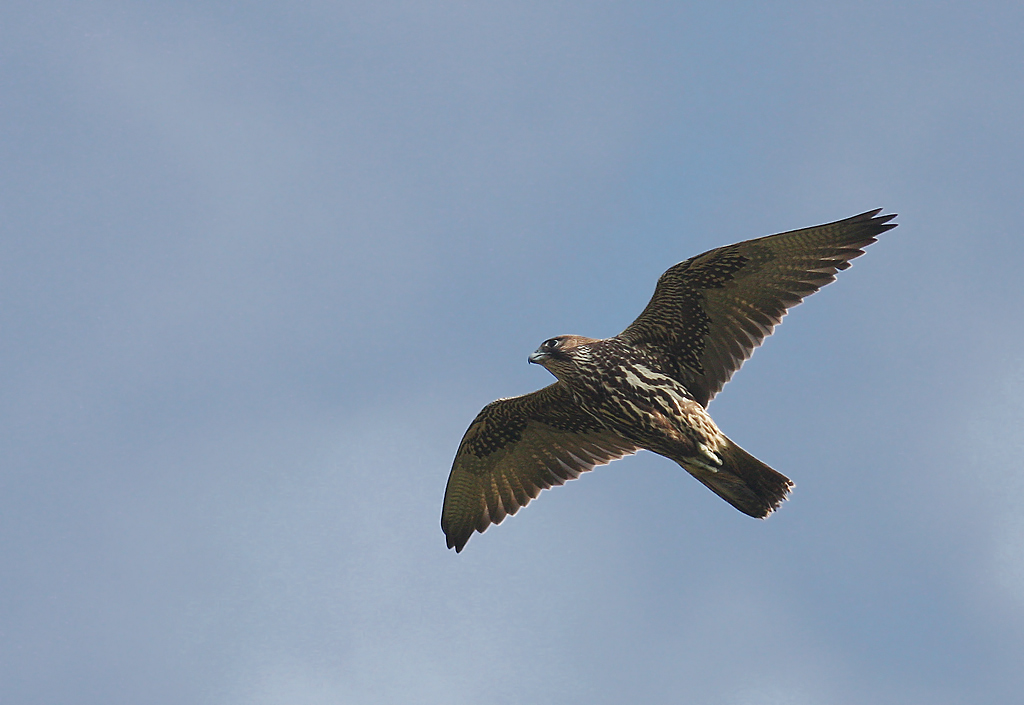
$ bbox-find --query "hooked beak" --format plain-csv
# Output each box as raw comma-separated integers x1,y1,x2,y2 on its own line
528,349,550,365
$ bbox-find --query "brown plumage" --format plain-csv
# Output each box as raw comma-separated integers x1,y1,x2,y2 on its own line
442,209,897,552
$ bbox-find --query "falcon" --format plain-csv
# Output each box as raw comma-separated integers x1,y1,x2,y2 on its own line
441,209,897,552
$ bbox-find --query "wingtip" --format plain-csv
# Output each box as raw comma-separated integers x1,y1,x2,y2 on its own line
444,528,471,553
858,208,898,227
851,207,895,219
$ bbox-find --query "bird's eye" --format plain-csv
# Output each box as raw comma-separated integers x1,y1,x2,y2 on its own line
546,338,560,349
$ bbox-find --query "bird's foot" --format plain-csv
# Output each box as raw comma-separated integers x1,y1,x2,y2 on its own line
692,443,723,473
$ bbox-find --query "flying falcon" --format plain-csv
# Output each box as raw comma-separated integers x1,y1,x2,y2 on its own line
441,209,897,552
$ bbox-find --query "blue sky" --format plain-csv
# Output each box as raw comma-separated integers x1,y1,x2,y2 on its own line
2,2,1023,703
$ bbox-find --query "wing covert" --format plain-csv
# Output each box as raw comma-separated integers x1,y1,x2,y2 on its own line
441,383,637,552
617,209,897,406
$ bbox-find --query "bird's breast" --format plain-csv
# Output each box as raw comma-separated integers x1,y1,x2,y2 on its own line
567,355,709,447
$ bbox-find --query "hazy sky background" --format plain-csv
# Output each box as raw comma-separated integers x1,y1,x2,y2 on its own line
2,2,1023,703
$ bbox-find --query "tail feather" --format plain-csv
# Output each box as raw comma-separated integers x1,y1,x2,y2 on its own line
685,438,793,518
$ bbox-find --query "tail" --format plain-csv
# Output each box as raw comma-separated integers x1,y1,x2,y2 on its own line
684,437,793,518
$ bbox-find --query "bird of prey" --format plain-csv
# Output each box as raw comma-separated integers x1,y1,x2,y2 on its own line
441,209,897,552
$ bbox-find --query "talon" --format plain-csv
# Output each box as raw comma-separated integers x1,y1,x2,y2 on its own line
697,443,723,467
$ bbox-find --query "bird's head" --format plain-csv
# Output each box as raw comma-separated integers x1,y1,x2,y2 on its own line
528,335,599,378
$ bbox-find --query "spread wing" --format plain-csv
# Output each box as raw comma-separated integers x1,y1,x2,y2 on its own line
617,209,897,407
442,383,638,552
